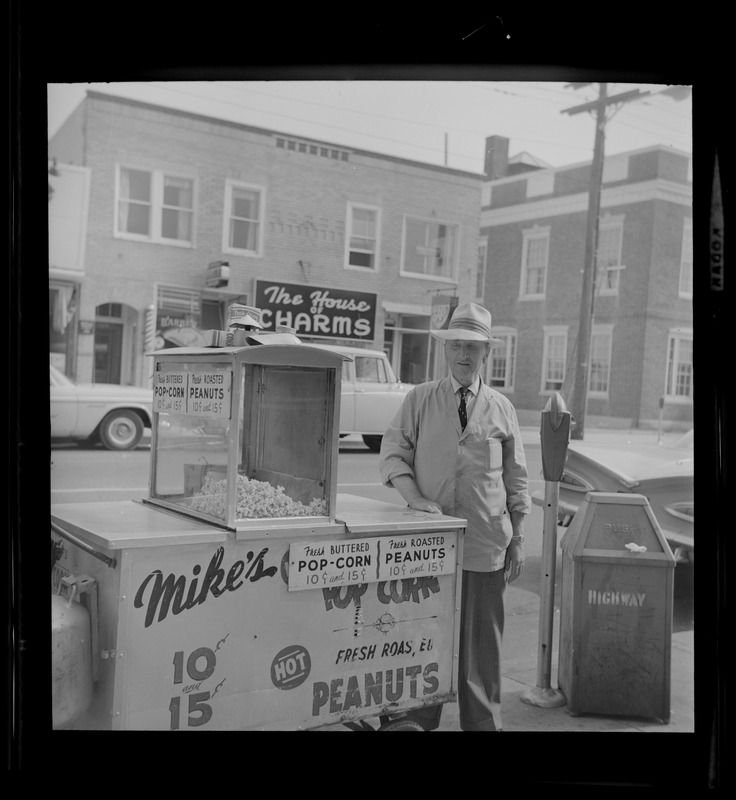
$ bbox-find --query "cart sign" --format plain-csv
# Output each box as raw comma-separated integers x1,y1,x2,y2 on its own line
154,369,233,418
255,280,376,341
289,532,455,591
51,497,464,731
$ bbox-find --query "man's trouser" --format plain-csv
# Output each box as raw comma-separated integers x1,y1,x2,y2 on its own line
402,567,506,731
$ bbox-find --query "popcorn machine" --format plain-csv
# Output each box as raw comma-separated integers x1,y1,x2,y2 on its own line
51,341,465,731
147,344,341,529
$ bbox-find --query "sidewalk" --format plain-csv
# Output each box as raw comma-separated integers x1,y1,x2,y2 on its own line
332,425,695,733
435,581,695,732
435,424,695,732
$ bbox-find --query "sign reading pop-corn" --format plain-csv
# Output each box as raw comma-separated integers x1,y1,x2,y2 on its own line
152,371,187,414
153,370,232,418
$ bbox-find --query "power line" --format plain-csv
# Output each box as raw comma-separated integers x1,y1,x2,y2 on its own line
119,82,471,163
145,81,621,164
78,81,690,173
455,80,691,150
219,81,475,133
165,81,589,151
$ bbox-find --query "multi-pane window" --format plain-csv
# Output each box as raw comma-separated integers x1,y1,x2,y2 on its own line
116,167,194,244
161,177,194,241
223,181,264,255
486,330,516,391
542,327,568,392
588,327,613,395
346,203,380,270
596,219,624,294
665,331,693,401
476,239,487,298
117,169,151,236
520,227,549,298
156,285,201,327
679,219,693,298
402,217,458,281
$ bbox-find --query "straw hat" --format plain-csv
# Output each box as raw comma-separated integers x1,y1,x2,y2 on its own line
430,302,504,344
245,332,302,346
228,313,263,330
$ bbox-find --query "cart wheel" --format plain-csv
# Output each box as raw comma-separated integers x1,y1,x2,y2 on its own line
378,719,426,731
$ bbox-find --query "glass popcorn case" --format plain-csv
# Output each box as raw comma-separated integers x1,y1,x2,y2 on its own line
147,344,348,532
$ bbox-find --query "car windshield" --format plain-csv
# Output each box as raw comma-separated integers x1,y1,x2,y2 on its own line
669,429,693,450
311,344,399,384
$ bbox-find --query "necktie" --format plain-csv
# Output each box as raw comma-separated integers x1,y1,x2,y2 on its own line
458,388,468,430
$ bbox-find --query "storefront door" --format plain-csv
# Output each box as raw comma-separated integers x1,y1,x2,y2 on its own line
399,331,429,384
94,321,123,384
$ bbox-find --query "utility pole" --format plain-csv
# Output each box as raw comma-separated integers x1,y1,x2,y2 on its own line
562,83,651,439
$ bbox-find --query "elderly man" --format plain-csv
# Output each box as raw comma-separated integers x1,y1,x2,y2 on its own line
379,302,531,732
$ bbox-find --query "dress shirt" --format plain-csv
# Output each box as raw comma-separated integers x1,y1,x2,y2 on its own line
379,375,531,572
450,374,480,422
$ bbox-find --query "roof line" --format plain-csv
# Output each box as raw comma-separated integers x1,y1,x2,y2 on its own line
84,90,484,180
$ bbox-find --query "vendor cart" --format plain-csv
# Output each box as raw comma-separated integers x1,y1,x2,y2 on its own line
51,341,465,731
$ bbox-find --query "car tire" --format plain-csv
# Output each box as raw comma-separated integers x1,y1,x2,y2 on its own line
362,435,382,452
98,410,144,451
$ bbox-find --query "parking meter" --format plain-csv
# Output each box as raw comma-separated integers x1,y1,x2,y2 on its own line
521,391,570,709
540,392,571,481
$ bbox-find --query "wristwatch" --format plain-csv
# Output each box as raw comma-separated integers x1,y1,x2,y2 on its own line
510,535,525,544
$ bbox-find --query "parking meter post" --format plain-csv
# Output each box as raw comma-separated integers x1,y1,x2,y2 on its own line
536,480,563,688
521,393,569,709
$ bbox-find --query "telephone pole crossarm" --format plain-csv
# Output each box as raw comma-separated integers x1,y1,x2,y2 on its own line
561,88,650,116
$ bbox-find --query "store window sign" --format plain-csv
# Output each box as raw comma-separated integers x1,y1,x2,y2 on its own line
156,308,206,349
154,370,232,418
256,280,376,340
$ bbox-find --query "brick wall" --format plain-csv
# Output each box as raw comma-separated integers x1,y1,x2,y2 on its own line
480,179,692,426
54,94,483,353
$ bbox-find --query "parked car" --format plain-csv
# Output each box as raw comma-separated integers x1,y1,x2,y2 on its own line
309,344,414,451
532,429,694,563
50,364,153,450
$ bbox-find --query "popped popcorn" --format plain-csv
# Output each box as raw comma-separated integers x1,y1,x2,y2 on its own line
189,473,327,519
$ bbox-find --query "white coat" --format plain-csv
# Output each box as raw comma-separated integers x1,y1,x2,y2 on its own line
379,376,531,572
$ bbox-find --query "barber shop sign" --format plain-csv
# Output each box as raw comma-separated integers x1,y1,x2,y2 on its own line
255,280,376,341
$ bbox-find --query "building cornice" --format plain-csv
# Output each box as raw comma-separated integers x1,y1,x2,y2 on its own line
481,179,691,226
84,90,483,181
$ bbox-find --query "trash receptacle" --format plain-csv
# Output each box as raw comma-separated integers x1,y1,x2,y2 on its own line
558,492,675,722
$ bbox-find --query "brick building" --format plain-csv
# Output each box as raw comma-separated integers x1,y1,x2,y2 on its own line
478,135,693,429
48,91,484,388
48,94,692,430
